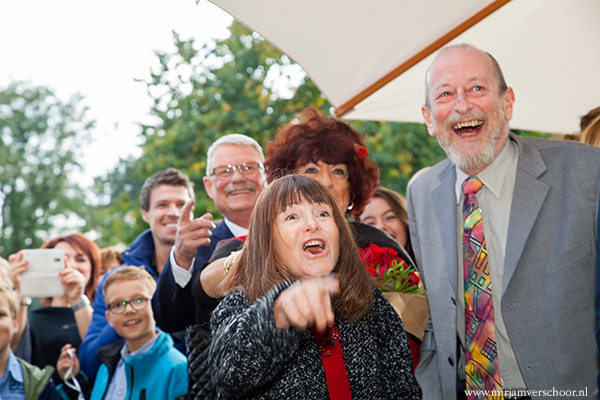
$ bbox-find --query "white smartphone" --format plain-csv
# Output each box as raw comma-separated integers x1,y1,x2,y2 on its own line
20,249,65,298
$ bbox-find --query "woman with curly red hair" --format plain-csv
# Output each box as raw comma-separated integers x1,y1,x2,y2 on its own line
265,108,380,218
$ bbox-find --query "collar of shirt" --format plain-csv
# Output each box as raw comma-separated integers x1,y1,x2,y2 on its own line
5,351,24,384
0,351,24,398
454,137,518,203
223,218,249,237
120,330,161,361
106,330,162,399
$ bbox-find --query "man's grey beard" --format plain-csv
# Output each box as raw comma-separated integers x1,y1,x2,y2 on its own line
432,98,508,175
436,133,499,175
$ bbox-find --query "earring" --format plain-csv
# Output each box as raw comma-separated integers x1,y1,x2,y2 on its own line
347,201,354,211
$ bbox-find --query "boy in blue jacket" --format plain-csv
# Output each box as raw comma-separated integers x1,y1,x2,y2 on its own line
0,282,60,400
57,267,187,400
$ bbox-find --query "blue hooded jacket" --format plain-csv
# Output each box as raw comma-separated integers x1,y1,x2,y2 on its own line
79,230,158,379
90,331,187,400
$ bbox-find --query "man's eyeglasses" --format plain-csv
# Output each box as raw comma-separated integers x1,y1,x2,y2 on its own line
107,297,151,314
210,162,264,180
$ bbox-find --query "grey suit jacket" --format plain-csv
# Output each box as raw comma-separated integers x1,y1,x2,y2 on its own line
407,133,600,399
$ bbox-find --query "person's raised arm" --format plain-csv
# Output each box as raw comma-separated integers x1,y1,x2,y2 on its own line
61,267,93,339
153,198,216,332
194,238,245,304
199,258,227,299
8,251,30,352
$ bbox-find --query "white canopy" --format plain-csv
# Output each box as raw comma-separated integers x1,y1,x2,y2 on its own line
207,0,600,134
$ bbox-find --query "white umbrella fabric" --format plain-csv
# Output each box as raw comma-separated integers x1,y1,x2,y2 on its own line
207,0,600,134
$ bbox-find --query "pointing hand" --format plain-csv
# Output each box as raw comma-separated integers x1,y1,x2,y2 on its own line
173,198,216,270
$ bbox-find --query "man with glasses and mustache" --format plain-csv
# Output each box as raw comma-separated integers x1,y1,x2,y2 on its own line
152,134,267,334
407,44,600,399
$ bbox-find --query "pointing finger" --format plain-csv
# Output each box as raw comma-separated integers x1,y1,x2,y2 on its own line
326,276,339,297
198,213,216,229
179,198,195,225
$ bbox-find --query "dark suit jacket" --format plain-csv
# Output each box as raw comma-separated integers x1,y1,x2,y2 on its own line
153,221,234,332
407,134,600,399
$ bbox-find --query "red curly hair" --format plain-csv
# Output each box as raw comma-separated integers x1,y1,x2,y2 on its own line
42,233,101,302
265,108,379,217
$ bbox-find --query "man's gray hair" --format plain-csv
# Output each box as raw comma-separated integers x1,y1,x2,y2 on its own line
424,43,508,110
206,134,265,176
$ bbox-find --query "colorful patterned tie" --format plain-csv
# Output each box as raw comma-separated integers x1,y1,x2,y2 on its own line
462,177,503,399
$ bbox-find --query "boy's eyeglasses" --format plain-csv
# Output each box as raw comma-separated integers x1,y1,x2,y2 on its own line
107,297,152,314
210,162,264,180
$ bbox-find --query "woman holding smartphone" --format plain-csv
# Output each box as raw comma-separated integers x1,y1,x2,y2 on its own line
7,233,101,382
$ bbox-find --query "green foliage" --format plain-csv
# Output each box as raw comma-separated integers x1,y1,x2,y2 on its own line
351,120,446,195
88,23,327,247
513,129,553,139
88,22,500,247
0,25,566,256
0,81,93,257
86,21,558,249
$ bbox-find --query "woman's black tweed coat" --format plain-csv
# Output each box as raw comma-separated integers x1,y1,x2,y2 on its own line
208,283,422,399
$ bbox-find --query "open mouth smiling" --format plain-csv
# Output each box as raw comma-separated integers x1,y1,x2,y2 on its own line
228,189,253,196
124,319,141,327
451,120,484,136
303,239,326,255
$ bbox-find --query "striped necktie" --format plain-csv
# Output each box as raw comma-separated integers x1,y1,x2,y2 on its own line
462,176,503,399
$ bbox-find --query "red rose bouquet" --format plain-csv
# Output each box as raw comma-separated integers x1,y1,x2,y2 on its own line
358,243,429,340
358,243,425,296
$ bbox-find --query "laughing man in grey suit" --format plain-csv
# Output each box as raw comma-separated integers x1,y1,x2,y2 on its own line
407,44,600,399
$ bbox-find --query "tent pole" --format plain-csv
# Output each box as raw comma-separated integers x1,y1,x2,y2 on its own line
334,0,512,118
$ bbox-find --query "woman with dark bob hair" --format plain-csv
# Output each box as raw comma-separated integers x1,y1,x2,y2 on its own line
208,175,421,399
265,107,379,217
198,108,415,301
8,233,101,381
189,109,420,397
262,108,414,268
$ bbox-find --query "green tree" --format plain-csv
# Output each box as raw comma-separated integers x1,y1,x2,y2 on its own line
87,22,447,246
0,81,93,257
88,23,327,247
351,121,445,195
